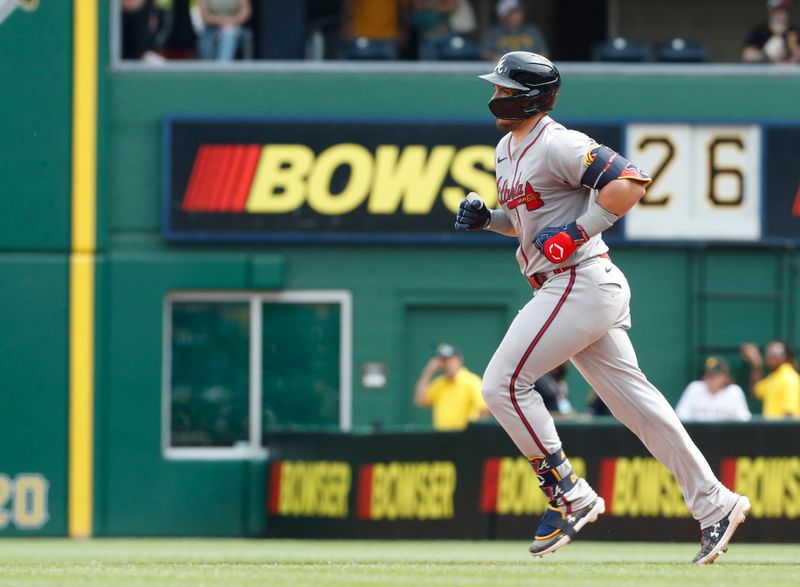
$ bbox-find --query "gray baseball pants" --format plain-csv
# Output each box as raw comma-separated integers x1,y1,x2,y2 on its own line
481,255,738,528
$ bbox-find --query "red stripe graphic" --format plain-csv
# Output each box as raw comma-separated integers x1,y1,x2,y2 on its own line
231,145,262,211
357,464,374,519
181,144,262,212
182,145,218,211
182,145,209,210
196,146,219,209
267,462,282,514
219,146,243,211
598,458,616,515
509,267,576,454
208,146,230,211
479,458,501,513
719,458,737,492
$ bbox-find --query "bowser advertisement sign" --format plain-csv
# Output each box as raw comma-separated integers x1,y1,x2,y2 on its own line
265,423,800,542
163,117,620,243
164,117,800,244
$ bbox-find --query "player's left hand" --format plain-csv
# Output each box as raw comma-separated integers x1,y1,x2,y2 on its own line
534,221,588,264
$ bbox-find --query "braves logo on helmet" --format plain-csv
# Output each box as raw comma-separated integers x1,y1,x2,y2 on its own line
495,55,509,74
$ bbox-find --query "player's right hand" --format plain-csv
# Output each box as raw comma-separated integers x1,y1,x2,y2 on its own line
455,195,491,231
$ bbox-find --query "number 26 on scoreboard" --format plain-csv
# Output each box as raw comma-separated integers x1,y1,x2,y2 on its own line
624,124,761,241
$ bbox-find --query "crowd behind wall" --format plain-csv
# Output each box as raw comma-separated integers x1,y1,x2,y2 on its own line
121,0,800,65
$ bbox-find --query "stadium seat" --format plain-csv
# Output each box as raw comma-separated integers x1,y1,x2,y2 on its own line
654,38,708,63
339,38,397,60
421,34,482,61
591,37,649,62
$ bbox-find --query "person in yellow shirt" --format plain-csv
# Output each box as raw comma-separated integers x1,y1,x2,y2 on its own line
341,0,409,42
740,340,800,418
413,343,488,430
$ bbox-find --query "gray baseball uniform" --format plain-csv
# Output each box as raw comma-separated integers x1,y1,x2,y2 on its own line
481,115,738,528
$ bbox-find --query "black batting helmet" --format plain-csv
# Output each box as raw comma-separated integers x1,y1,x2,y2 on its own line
479,51,561,120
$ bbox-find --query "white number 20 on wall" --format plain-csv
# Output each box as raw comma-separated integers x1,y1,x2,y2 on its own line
0,473,49,530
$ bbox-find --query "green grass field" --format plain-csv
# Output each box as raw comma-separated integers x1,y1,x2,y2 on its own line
0,539,798,587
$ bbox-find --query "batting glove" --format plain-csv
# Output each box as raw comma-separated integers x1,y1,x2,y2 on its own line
534,221,589,264
455,198,491,231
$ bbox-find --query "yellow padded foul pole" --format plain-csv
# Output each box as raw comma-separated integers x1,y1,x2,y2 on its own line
69,0,98,538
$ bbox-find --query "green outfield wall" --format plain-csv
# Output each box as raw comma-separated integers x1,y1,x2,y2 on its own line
0,0,73,537
1,1,799,538
98,66,800,535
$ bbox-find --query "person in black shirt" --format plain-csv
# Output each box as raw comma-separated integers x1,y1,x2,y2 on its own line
742,0,800,63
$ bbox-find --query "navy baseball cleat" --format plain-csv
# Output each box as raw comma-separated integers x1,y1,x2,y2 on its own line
692,495,751,565
529,497,605,558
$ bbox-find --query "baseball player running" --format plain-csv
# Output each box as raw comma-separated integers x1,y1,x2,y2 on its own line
455,51,750,564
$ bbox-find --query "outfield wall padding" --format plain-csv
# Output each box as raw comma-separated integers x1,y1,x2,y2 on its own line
266,421,800,542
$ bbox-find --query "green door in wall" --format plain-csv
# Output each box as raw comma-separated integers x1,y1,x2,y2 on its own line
404,305,508,429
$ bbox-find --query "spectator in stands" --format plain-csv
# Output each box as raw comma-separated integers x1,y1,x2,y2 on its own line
481,0,549,62
413,343,488,430
448,0,477,37
340,0,410,59
196,0,251,62
741,341,800,418
742,0,800,64
158,0,198,60
121,0,165,63
411,0,459,59
584,390,610,416
675,356,751,422
535,363,573,415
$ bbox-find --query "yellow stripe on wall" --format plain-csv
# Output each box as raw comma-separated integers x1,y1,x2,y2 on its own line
69,0,98,538
68,254,95,537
